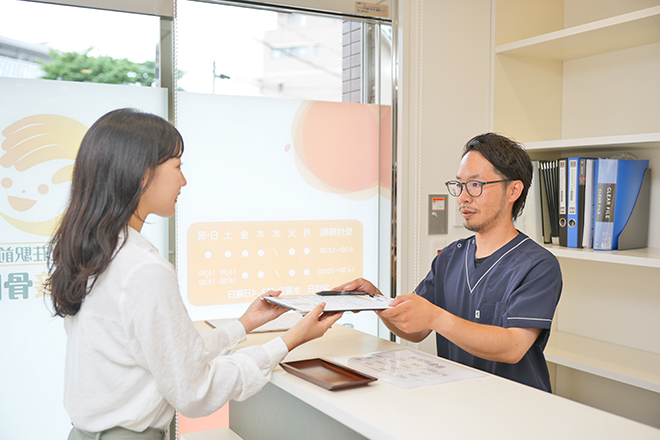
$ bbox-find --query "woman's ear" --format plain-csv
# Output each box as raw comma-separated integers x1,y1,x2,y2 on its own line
141,168,153,190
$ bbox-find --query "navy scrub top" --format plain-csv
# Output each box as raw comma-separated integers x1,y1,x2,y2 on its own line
415,232,562,392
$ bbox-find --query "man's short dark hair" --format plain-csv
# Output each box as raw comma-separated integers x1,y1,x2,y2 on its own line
462,133,532,220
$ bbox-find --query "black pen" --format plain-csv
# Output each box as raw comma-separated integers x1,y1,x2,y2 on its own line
316,290,376,297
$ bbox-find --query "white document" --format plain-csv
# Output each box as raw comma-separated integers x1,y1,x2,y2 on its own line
347,349,484,389
262,294,393,313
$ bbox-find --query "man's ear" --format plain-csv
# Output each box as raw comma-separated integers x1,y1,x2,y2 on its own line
508,180,524,203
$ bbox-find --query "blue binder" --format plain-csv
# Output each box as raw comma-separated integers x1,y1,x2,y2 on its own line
593,159,649,251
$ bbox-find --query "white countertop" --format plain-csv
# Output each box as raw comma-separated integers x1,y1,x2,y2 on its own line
234,324,660,440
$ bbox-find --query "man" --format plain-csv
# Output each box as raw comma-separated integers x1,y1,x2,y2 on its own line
338,133,562,392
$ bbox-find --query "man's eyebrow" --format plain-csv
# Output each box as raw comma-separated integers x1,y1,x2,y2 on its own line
456,174,482,180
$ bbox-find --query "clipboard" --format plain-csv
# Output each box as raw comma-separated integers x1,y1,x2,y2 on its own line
262,294,392,313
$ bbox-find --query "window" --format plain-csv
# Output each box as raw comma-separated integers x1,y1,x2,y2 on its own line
177,2,345,101
0,0,160,85
1,2,394,437
175,1,393,338
0,2,166,439
272,45,308,58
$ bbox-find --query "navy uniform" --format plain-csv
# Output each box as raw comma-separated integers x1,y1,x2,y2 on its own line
415,232,562,392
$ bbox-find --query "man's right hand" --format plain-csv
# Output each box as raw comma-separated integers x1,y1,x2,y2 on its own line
335,279,432,343
333,278,382,296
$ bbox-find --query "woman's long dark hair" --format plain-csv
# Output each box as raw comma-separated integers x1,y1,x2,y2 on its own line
47,108,184,317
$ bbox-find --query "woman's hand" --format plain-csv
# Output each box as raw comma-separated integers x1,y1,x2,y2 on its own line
238,290,288,334
281,303,343,351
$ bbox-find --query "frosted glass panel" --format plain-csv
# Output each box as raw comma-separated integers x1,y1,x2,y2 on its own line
175,2,392,338
176,92,391,334
0,77,168,439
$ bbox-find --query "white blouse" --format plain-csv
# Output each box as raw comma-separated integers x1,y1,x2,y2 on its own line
63,227,288,433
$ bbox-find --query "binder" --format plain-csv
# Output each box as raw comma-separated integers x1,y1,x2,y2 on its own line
558,159,568,246
593,159,616,250
538,161,552,244
518,160,543,243
540,160,560,245
581,158,596,248
617,167,651,250
567,158,579,247
567,157,593,248
577,158,588,248
593,159,650,251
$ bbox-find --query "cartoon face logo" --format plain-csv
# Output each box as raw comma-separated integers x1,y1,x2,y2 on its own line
0,115,87,237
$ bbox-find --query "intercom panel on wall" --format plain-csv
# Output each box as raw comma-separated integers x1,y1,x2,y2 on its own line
428,194,448,234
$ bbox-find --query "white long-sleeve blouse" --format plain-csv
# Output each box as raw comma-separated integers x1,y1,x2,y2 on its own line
63,227,288,433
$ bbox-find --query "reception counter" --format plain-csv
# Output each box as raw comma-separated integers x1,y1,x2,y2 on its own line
216,324,660,440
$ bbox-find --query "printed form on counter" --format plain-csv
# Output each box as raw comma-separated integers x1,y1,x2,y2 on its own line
345,349,485,389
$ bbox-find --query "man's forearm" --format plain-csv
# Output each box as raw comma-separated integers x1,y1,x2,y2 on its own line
431,310,540,364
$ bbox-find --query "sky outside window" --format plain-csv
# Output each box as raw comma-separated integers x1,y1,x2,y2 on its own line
176,1,343,100
0,0,159,65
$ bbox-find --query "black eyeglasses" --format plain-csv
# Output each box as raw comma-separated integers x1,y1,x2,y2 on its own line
445,179,512,197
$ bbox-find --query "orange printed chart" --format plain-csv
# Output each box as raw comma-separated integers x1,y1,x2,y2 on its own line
187,220,363,306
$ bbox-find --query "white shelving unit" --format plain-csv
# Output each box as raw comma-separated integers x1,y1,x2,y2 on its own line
544,329,660,393
524,133,660,153
496,5,660,60
544,245,660,268
493,0,660,423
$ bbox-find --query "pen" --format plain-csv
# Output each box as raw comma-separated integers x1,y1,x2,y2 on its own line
316,290,376,297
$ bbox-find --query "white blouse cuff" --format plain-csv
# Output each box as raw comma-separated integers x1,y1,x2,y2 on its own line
222,319,247,347
262,336,289,369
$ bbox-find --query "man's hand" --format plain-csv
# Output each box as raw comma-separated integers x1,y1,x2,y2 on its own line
377,293,435,342
333,278,382,296
379,293,541,363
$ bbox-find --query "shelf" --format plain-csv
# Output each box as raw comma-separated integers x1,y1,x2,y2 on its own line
544,245,660,268
496,6,660,60
495,1,660,412
528,138,659,268
523,133,660,153
546,331,660,393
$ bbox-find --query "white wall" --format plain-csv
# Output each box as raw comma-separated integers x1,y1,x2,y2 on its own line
395,1,660,429
395,0,492,352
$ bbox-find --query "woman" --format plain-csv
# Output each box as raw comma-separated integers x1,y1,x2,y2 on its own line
47,108,342,439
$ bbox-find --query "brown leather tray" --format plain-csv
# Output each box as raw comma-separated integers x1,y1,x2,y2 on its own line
280,358,377,390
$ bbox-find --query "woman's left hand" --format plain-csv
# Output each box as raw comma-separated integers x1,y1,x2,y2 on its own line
238,290,288,333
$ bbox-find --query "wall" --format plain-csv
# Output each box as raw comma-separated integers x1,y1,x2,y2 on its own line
396,0,660,428
396,0,492,353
